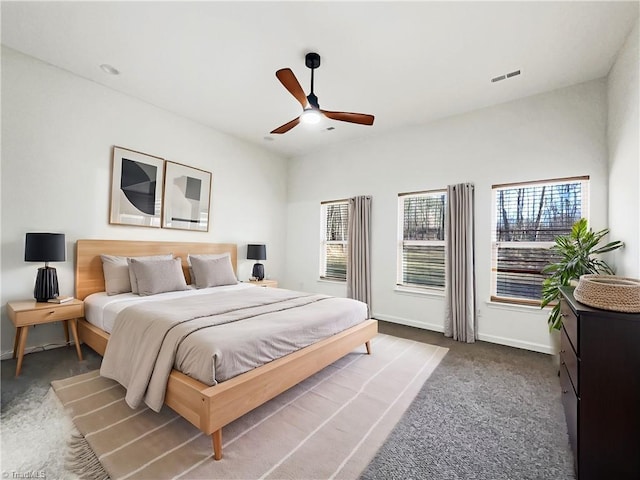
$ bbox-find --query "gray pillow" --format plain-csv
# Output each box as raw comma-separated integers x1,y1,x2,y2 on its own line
101,255,131,295
187,253,229,263
127,254,173,294
190,255,238,289
187,253,231,285
128,257,188,296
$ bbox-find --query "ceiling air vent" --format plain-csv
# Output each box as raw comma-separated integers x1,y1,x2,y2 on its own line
491,69,521,83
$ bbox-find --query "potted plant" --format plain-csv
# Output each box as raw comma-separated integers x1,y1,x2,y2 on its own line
541,218,624,330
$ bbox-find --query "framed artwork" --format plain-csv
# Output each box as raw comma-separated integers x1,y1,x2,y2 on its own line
110,147,164,227
162,161,212,231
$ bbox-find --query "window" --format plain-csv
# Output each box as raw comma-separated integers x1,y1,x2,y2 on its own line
397,190,447,289
320,200,349,281
491,176,589,305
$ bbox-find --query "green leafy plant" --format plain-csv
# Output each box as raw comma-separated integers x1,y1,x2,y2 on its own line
541,218,624,330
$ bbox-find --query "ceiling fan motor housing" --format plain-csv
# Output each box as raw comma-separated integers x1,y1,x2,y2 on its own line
305,52,321,69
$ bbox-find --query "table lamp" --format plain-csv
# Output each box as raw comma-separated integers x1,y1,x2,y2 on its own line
247,244,266,281
25,233,66,302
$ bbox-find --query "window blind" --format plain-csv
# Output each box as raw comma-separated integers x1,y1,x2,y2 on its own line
492,178,588,302
402,244,445,287
325,203,349,242
494,182,584,242
398,191,446,288
402,195,446,241
321,201,349,281
325,244,347,279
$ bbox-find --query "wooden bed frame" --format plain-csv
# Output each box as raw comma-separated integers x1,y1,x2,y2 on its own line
75,239,378,460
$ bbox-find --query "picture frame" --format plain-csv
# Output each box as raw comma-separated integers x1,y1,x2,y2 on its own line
110,146,164,227
162,161,212,231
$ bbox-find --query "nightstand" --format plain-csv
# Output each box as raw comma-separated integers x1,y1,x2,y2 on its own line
7,299,84,376
248,279,278,288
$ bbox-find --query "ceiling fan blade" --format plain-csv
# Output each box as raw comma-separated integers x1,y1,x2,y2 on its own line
276,68,308,108
270,116,301,134
321,110,375,126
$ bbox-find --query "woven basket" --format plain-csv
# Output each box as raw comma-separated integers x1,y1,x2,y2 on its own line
574,274,640,313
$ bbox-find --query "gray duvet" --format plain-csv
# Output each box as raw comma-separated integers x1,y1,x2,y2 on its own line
100,287,368,411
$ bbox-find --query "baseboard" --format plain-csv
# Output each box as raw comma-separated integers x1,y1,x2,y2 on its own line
373,313,552,355
373,313,445,333
0,342,73,361
476,333,553,355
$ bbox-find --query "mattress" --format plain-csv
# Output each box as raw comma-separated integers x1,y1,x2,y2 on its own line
84,283,253,332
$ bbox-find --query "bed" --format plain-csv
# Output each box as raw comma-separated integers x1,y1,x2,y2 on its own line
75,239,378,460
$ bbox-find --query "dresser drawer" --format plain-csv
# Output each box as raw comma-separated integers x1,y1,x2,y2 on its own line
560,326,579,395
561,300,578,354
560,363,578,468
10,303,84,326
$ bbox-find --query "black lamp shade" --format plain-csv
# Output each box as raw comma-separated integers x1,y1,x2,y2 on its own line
246,244,266,261
247,244,266,280
25,233,66,302
25,233,66,262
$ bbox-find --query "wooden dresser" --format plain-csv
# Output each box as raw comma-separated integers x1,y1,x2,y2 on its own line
559,287,640,479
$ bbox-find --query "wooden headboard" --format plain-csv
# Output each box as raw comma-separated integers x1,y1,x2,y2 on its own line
75,239,238,300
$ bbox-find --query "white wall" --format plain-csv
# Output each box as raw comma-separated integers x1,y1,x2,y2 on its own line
0,47,288,356
285,80,609,354
607,19,639,278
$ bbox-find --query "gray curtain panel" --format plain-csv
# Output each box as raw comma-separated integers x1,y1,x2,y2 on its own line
347,195,372,315
444,183,476,343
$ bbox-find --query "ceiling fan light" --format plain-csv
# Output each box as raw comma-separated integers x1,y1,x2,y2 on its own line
300,108,322,125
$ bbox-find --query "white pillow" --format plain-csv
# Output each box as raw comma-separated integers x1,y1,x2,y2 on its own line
190,255,238,289
128,257,188,296
127,254,173,294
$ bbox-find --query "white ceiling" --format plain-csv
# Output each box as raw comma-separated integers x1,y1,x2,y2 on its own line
2,1,638,158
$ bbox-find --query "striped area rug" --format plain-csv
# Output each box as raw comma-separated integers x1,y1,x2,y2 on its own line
52,334,448,480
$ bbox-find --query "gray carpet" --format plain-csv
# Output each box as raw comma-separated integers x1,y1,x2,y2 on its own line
362,323,575,480
1,344,102,413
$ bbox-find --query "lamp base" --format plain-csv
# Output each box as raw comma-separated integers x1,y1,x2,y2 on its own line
34,266,59,302
252,263,265,281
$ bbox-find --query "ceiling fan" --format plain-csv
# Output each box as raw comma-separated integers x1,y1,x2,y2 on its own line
270,52,375,134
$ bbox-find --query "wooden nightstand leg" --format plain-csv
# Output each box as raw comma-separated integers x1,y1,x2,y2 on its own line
63,320,70,345
16,326,29,377
69,318,83,361
13,327,20,359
